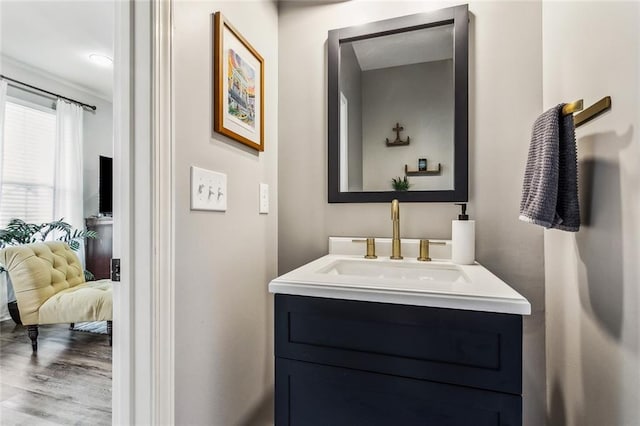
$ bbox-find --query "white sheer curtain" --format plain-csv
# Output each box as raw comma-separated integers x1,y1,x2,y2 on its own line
0,80,10,321
54,99,84,265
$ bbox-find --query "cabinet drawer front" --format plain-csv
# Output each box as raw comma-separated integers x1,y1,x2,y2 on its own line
275,294,522,394
275,358,522,426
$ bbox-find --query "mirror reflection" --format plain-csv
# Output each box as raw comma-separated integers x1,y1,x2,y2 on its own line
339,24,454,193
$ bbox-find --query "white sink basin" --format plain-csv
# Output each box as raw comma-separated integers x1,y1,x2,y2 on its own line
317,258,469,284
269,252,531,315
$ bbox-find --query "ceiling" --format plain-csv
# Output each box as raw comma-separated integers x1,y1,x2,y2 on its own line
0,0,114,100
351,24,453,71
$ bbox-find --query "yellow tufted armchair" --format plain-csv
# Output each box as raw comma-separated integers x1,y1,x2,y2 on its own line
0,241,112,352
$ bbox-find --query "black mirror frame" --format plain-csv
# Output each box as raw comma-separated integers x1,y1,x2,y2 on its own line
328,4,469,203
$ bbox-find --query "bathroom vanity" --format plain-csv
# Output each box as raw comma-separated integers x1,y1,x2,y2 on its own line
269,238,530,426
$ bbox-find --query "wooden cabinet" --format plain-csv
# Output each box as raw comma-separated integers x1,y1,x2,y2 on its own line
275,294,523,425
85,217,112,280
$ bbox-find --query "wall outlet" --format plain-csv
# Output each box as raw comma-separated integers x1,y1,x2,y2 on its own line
191,166,227,211
259,183,269,214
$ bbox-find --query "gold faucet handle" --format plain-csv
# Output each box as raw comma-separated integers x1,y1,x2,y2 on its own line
417,239,431,261
364,238,377,259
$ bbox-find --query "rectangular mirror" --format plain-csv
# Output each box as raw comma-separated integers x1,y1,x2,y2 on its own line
328,5,468,203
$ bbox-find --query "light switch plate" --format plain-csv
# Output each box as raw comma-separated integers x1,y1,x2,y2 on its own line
191,166,227,211
259,183,269,214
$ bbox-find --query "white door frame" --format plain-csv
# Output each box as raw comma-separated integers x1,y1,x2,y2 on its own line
111,0,133,423
150,0,175,424
339,92,349,192
112,1,175,424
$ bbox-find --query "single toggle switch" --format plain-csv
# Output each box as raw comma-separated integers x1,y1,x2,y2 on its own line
259,183,269,214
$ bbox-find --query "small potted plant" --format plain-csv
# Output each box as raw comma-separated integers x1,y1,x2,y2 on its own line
391,176,410,191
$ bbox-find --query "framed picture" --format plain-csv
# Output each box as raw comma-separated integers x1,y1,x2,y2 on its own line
213,12,264,151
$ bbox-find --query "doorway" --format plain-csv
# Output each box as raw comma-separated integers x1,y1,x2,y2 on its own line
0,1,119,424
0,2,169,423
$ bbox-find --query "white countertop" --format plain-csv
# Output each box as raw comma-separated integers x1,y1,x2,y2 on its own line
269,254,531,315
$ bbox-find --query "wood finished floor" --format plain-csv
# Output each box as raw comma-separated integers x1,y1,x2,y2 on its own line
0,320,111,425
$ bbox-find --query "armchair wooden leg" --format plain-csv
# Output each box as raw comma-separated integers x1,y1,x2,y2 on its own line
107,320,112,346
27,325,38,352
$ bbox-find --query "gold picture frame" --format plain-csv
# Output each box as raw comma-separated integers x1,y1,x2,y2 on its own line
213,12,265,151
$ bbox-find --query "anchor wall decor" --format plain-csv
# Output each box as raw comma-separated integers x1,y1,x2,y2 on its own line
385,122,411,147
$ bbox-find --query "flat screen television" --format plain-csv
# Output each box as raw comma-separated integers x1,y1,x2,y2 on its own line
99,155,113,216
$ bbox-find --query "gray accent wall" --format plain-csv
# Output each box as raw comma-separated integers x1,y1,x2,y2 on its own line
278,2,545,425
362,60,454,191
543,2,640,425
173,1,278,424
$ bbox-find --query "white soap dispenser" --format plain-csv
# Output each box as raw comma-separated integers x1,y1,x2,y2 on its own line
452,203,475,265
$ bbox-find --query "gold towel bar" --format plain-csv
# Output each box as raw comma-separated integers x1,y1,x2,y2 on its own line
562,96,612,128
562,100,584,116
574,96,612,127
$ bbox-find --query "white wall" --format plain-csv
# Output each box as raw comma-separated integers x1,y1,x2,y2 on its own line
278,2,545,425
543,2,640,425
362,60,453,191
0,56,113,218
173,1,278,424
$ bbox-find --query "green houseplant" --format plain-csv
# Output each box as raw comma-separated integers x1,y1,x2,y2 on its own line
391,176,411,191
0,218,98,324
0,218,97,251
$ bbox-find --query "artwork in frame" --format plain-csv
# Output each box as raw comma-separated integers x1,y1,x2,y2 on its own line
213,12,265,151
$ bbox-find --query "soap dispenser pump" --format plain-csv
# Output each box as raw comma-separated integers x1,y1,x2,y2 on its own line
452,203,475,265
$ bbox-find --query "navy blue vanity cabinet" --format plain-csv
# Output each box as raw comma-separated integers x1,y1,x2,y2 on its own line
274,294,524,425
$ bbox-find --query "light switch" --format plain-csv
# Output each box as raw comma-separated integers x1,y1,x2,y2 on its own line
259,183,269,214
191,166,227,211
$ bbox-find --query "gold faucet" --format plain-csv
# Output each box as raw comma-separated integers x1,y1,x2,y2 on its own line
390,199,403,259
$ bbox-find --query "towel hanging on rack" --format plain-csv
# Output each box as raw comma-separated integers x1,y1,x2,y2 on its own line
519,104,580,232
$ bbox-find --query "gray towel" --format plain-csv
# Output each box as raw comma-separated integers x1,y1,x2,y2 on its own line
519,104,580,232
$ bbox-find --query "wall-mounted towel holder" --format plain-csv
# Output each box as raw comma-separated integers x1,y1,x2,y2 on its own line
562,96,612,128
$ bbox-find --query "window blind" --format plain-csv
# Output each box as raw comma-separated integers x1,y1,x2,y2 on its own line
0,100,56,227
